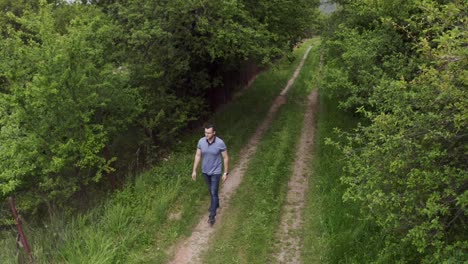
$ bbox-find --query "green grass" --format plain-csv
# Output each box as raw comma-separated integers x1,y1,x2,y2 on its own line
0,39,317,263
301,92,385,263
200,38,321,264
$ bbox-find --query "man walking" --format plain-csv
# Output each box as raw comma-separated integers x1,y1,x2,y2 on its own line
192,124,229,226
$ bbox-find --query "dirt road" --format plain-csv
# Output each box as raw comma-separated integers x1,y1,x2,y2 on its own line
272,89,318,263
168,46,314,264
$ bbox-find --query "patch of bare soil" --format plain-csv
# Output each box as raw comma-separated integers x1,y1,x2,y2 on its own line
168,46,314,264
272,89,319,264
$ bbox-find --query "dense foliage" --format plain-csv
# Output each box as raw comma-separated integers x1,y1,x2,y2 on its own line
0,3,141,212
0,0,319,222
322,0,467,262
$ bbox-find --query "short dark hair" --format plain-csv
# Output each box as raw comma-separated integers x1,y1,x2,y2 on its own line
204,123,216,131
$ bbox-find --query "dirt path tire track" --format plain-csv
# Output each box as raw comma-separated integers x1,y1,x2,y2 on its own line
272,89,318,264
168,45,313,264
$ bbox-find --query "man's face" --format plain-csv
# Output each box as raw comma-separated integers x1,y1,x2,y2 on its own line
205,127,215,140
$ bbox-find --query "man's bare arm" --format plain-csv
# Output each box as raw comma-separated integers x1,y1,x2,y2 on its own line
192,148,202,181
222,150,229,182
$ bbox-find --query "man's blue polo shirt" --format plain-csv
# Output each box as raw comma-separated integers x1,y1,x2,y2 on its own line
197,136,227,175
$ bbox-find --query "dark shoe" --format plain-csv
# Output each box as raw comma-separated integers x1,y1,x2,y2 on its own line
208,216,215,226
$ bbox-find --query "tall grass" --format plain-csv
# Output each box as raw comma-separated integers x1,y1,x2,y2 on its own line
201,38,321,264
0,39,315,263
302,93,385,263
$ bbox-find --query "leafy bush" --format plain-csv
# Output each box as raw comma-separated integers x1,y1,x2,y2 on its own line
0,3,141,209
322,0,467,262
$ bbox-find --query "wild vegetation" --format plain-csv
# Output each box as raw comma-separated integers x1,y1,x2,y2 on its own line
1,0,466,263
320,0,467,262
0,0,319,226
0,12,318,261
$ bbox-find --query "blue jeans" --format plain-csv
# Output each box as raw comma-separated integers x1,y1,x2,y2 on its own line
203,173,221,217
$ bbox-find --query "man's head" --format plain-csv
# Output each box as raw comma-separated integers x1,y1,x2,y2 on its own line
204,123,216,140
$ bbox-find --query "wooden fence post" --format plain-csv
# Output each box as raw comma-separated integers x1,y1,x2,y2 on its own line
9,196,34,263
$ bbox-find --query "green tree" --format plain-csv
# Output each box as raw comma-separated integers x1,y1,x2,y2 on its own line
0,3,141,211
323,0,467,262
105,0,318,150
242,0,320,49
